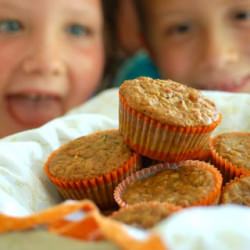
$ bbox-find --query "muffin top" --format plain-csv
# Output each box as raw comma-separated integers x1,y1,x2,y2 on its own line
122,161,217,207
47,129,134,180
111,202,180,229
119,77,219,126
212,133,250,169
222,176,250,206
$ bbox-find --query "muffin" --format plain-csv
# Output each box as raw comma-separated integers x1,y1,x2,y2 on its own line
110,202,181,229
210,132,250,182
114,160,222,208
119,77,221,162
44,129,141,209
221,175,250,206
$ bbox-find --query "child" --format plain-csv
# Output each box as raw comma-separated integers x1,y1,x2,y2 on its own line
116,0,250,93
0,0,117,138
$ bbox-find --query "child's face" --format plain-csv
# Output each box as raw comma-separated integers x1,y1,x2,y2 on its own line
144,0,250,92
0,0,104,137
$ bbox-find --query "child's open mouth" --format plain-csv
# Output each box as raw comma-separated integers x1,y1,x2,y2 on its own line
197,75,250,92
6,94,64,127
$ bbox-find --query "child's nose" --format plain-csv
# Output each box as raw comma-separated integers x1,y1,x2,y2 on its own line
201,28,239,70
22,37,66,76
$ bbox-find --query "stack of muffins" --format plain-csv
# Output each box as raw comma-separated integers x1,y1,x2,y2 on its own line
44,77,250,230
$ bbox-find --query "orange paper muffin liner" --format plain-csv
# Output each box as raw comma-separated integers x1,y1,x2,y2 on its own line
191,148,211,162
210,133,250,183
119,94,221,162
44,151,141,209
114,160,222,208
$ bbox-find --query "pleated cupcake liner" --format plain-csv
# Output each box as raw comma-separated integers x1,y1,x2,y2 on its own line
119,93,221,162
210,133,250,183
191,148,211,161
44,151,141,209
114,160,222,208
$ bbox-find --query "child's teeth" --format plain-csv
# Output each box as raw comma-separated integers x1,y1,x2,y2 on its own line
27,94,39,100
27,94,49,101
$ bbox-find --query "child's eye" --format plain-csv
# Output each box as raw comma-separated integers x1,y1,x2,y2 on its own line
167,23,191,36
234,11,250,21
0,19,22,33
66,24,90,37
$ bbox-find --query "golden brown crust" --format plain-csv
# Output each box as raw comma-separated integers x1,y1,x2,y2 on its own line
213,133,250,169
221,176,250,206
47,129,133,179
119,77,219,126
122,161,216,207
110,202,180,229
